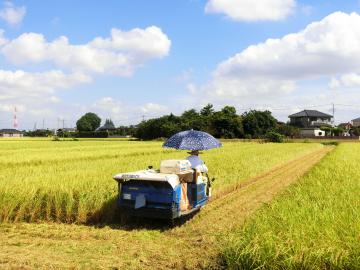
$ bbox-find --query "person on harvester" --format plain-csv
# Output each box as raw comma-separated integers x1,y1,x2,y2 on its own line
186,150,208,173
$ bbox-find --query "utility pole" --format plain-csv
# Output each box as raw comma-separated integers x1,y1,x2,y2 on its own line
332,103,335,127
42,118,45,130
142,115,145,122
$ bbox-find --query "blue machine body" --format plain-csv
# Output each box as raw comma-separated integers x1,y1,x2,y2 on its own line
116,179,208,219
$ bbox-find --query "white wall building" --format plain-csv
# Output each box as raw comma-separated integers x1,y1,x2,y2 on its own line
0,129,23,138
300,128,326,137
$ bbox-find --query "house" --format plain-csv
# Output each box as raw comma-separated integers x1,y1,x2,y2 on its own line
338,122,352,136
97,119,116,132
289,110,333,128
0,129,24,138
55,128,77,136
297,128,326,137
288,110,333,137
351,117,360,127
338,122,352,130
62,127,77,133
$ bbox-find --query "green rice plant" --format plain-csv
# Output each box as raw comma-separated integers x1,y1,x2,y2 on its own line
221,143,360,270
321,141,339,146
0,139,322,223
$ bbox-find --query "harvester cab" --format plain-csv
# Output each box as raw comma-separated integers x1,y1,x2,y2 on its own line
113,160,212,220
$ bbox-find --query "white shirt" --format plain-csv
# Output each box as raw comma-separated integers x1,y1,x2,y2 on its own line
186,155,208,173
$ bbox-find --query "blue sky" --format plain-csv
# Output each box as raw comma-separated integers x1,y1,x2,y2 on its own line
1,0,360,129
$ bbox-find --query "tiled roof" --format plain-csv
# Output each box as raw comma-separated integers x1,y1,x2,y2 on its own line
97,123,116,131
289,110,333,118
0,129,23,133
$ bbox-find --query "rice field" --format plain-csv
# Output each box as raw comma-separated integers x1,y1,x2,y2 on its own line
0,139,322,223
221,143,360,269
0,138,331,269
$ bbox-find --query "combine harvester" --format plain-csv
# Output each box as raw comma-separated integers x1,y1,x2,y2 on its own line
113,130,221,220
114,160,211,219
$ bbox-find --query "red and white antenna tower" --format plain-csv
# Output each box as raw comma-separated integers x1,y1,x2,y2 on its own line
13,106,18,129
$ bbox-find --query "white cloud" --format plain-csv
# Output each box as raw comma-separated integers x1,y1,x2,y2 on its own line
1,26,171,76
199,12,360,103
300,5,313,16
205,77,296,101
90,27,171,60
49,96,60,103
140,102,168,114
93,97,123,114
215,12,360,80
28,108,53,116
175,68,193,83
0,69,91,101
0,1,26,25
205,0,295,21
0,103,25,112
186,83,197,94
92,97,169,125
329,73,360,89
0,29,7,45
0,25,171,129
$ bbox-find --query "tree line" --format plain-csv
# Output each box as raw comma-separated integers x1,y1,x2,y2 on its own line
133,104,299,141
25,104,301,141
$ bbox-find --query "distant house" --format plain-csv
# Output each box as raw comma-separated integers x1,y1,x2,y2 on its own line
0,129,23,138
62,128,77,133
55,128,77,136
338,123,352,130
289,110,333,137
338,123,352,137
289,110,333,128
97,119,116,132
351,117,360,127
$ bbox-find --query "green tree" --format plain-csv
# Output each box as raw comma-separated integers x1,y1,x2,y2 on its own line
135,114,182,140
351,127,360,136
199,104,215,133
116,125,136,136
242,110,277,138
320,126,332,136
265,131,285,143
200,104,214,117
276,123,300,138
210,106,244,138
332,127,343,136
76,112,101,132
24,129,54,137
180,109,205,131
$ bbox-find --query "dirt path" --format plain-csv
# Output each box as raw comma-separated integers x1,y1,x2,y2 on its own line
0,147,332,270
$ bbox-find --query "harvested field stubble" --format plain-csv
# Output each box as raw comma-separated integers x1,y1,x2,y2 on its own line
221,143,360,270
